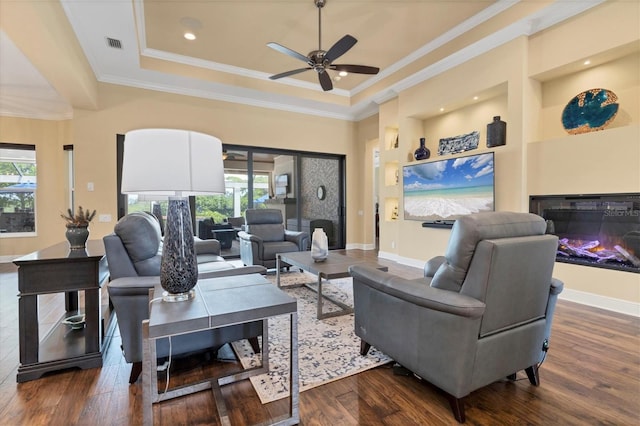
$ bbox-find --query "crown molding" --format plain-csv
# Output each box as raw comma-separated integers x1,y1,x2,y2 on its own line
54,0,607,122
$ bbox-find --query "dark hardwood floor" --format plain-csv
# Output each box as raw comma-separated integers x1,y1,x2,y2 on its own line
0,250,638,425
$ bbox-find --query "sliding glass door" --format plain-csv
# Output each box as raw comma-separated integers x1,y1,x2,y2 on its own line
117,135,346,258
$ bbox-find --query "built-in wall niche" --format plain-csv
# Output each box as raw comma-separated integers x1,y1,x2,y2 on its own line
385,126,399,151
537,50,639,141
384,161,399,187
420,92,508,154
384,197,399,222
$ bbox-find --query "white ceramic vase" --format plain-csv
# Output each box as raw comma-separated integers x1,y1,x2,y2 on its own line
311,228,329,262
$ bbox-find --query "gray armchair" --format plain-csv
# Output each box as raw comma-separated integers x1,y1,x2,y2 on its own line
349,212,564,423
104,212,266,383
238,209,309,269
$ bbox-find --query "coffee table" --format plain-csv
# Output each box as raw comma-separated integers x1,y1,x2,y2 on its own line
275,251,388,319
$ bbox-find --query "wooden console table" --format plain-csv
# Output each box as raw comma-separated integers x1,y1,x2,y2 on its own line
142,273,299,425
14,240,111,382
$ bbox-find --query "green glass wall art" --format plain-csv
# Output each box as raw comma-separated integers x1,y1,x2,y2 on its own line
561,88,619,135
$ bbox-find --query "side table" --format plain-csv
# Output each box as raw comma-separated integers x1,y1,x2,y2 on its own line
142,273,299,425
212,228,236,249
14,240,112,382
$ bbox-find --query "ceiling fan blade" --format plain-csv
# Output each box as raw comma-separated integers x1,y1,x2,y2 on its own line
269,68,312,80
267,42,310,64
324,34,357,63
331,64,380,75
318,71,333,91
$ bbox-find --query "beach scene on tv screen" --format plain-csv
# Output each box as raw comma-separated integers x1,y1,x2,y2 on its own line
403,152,494,221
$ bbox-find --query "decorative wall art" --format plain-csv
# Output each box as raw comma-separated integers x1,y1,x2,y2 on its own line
437,130,479,156
561,88,619,135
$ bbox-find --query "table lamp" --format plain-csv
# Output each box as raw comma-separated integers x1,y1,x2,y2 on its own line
121,129,225,301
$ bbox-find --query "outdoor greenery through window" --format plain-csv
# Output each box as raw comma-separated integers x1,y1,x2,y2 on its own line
0,144,36,235
125,173,270,224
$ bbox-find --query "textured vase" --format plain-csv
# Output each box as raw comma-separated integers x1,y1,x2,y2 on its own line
486,116,507,147
151,202,165,235
311,228,329,262
160,196,198,301
65,225,89,249
414,138,430,160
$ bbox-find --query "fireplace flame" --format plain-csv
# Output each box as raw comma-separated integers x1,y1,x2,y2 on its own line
557,238,638,265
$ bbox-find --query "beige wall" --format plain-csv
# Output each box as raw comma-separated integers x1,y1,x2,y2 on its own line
0,117,72,255
377,1,640,310
1,83,367,255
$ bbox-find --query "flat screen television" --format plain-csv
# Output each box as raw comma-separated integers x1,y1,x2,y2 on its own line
275,174,289,187
403,151,495,225
275,174,289,197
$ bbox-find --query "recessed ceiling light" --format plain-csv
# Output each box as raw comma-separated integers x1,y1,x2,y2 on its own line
583,60,591,65
440,107,445,112
339,71,348,77
180,17,201,41
473,96,479,101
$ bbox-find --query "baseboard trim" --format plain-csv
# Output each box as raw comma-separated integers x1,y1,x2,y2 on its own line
559,288,640,317
345,243,376,250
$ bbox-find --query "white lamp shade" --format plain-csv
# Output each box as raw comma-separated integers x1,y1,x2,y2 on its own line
122,129,225,195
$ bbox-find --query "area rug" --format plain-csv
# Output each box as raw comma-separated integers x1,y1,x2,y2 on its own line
231,271,392,404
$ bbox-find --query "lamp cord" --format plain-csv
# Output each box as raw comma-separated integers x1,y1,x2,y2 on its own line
148,297,173,394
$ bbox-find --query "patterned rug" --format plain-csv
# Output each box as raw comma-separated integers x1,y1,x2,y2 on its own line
231,271,392,404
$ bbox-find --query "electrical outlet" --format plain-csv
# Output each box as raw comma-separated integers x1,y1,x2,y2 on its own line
391,241,396,249
98,214,112,222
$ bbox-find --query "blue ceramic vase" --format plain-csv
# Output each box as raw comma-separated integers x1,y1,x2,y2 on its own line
414,138,430,161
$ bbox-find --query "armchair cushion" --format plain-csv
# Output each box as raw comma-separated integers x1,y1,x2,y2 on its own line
114,212,162,276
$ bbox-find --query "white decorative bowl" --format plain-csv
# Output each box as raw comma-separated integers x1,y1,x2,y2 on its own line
62,314,86,330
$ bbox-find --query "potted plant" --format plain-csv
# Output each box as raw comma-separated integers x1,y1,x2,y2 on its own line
61,206,97,249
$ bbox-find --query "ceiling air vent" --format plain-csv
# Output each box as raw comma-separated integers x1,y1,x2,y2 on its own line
105,37,123,49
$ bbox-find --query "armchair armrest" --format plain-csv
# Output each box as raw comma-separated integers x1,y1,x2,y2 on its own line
424,255,446,278
284,230,309,250
238,230,263,244
349,265,485,318
195,238,221,255
107,276,160,363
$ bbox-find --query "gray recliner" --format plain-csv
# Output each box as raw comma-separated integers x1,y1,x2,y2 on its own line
104,212,266,383
349,211,564,423
238,209,309,269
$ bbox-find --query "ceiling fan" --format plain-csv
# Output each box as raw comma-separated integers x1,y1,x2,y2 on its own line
267,0,379,91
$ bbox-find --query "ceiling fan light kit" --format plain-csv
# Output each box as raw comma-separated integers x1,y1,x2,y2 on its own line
267,0,379,91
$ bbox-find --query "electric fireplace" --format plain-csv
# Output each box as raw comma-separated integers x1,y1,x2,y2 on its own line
530,193,640,273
